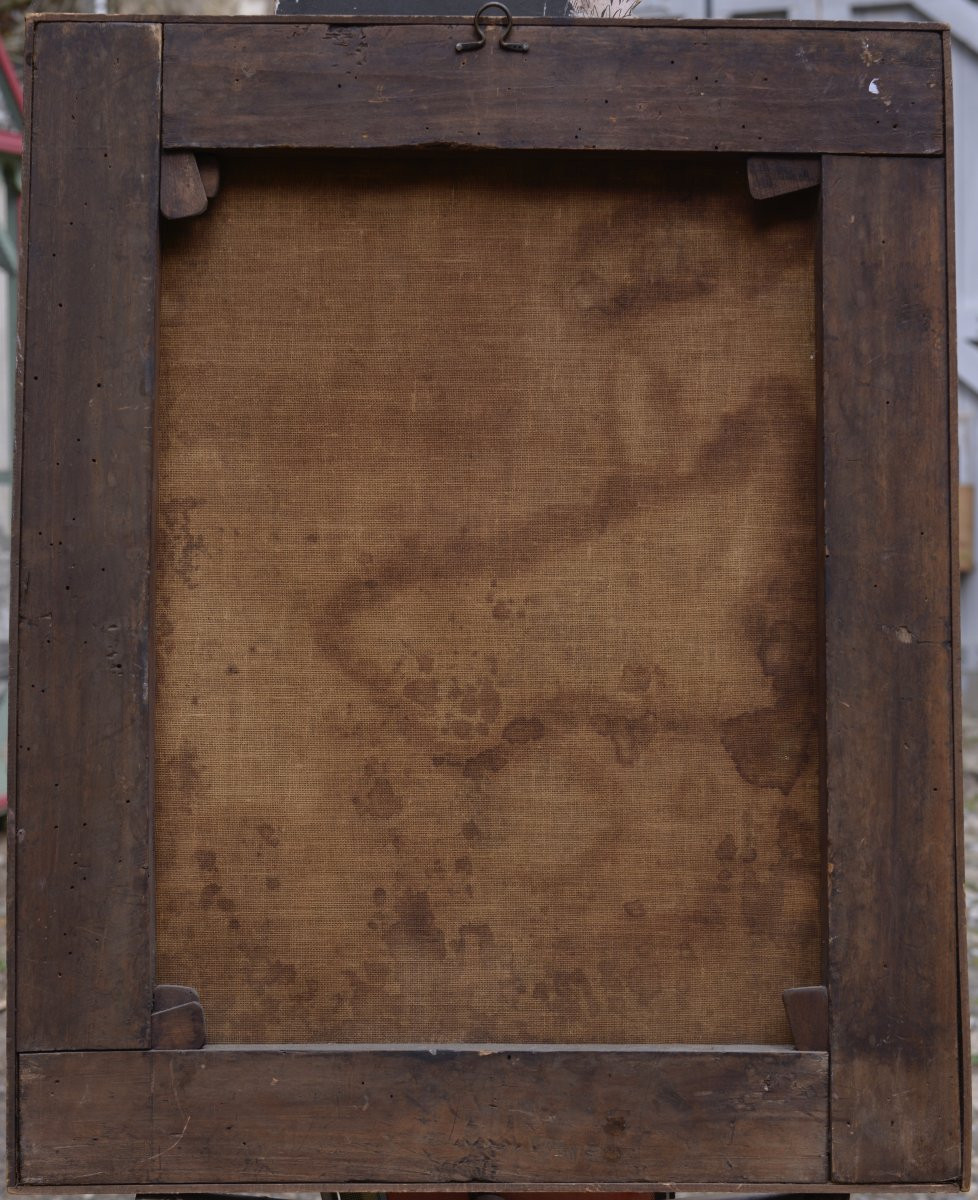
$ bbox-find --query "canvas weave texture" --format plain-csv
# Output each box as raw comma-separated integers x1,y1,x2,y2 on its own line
155,153,820,1045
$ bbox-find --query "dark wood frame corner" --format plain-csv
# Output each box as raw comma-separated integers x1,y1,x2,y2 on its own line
6,13,968,1193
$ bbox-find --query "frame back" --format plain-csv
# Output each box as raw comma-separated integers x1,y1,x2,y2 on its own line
7,15,967,1193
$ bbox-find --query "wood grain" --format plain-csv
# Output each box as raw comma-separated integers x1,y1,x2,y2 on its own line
13,20,161,1051
153,985,201,1011
6,17,38,1187
783,986,828,1052
24,13,953,26
942,27,972,1190
197,153,220,199
151,984,206,1049
10,16,966,1194
161,24,943,154
18,1047,828,1186
821,154,963,1184
2,1183,960,1196
150,1001,206,1049
160,150,207,219
747,157,821,200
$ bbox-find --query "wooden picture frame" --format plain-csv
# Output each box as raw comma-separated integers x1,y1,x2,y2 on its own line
7,13,968,1193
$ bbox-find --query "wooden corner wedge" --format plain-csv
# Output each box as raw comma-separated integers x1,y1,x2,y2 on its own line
747,156,821,201
783,985,829,1051
160,149,208,219
151,985,206,1049
153,983,200,1011
197,152,221,199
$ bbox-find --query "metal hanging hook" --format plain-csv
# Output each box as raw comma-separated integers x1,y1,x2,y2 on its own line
456,2,529,54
